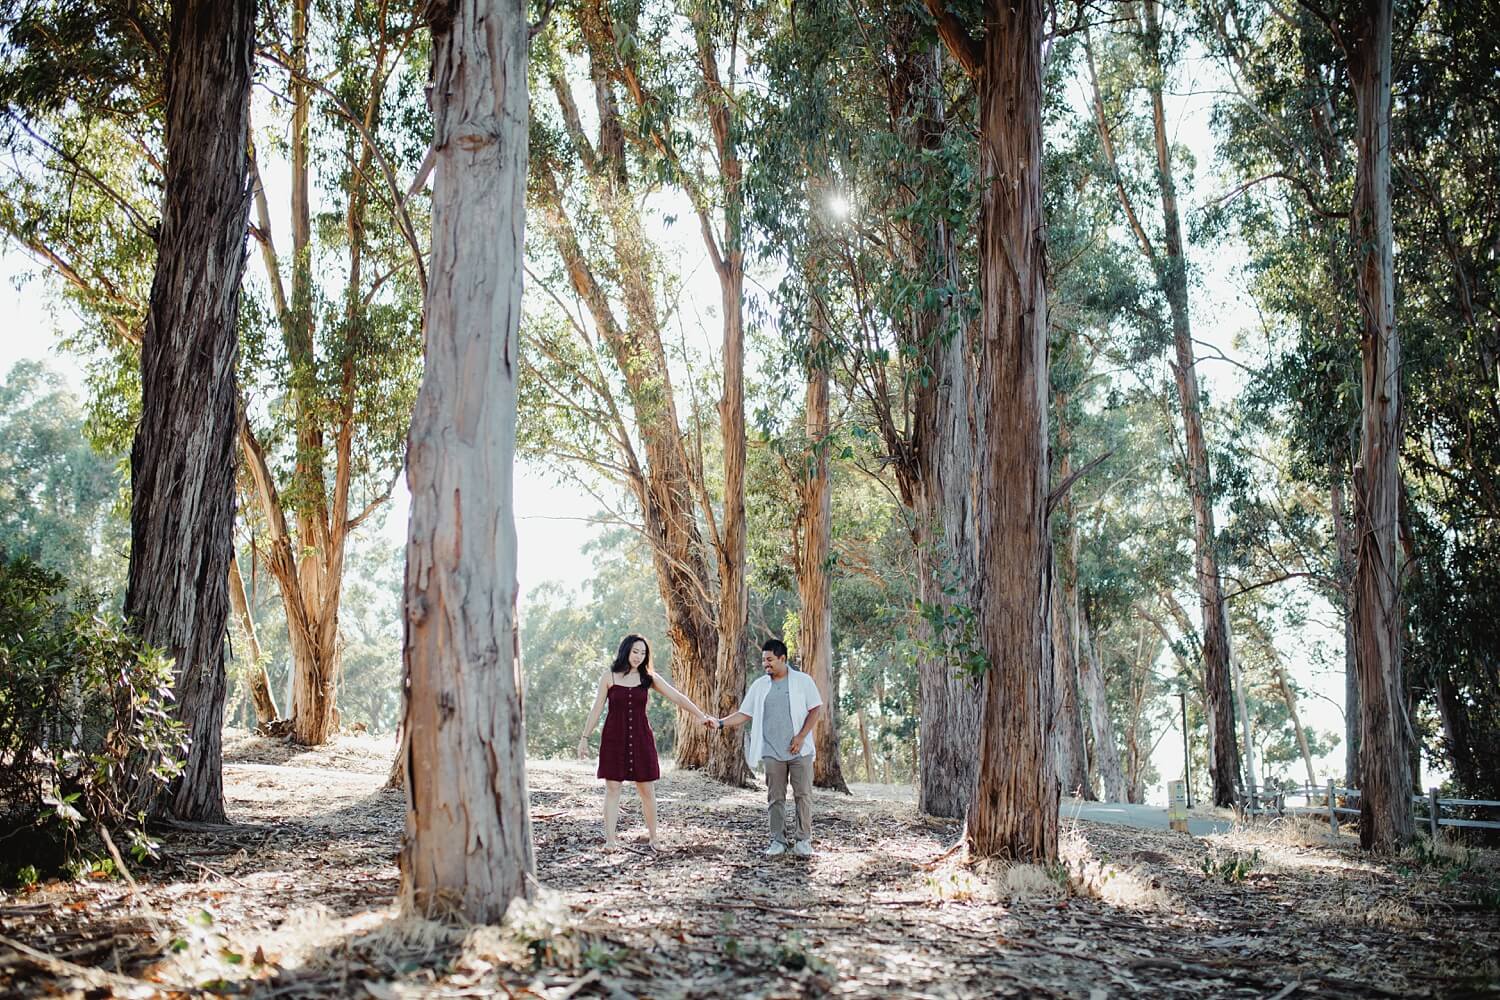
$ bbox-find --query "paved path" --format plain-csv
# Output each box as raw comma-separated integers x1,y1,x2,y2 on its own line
1061,799,1235,836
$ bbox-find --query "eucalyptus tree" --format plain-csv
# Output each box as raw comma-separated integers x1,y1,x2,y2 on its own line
925,0,1057,860
746,0,988,815
1386,2,1500,801
399,0,534,922
123,0,256,821
1081,0,1242,807
1207,0,1500,803
241,0,427,745
0,1,429,747
1198,0,1363,788
523,14,724,778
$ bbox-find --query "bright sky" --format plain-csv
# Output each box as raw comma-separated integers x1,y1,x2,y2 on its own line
0,35,1406,804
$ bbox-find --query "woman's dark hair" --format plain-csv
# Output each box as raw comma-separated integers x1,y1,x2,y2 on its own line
611,633,654,689
761,637,788,659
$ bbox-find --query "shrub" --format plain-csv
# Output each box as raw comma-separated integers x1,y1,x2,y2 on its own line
0,555,185,884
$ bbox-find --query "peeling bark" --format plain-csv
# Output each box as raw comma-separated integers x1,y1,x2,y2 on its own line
399,0,534,921
960,0,1057,861
1346,0,1412,852
124,0,256,823
903,42,982,821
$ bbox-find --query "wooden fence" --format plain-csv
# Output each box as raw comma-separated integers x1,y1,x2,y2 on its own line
1247,782,1500,837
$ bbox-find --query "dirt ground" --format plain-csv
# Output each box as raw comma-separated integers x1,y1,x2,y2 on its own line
2,731,1497,998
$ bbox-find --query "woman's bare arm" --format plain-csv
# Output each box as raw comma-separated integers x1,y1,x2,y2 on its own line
576,672,610,757
650,674,709,721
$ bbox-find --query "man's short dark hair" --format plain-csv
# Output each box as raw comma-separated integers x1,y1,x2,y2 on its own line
762,638,788,659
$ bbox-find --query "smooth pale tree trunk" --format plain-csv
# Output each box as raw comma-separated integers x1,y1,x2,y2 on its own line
285,0,340,748
958,0,1058,861
1050,403,1091,800
1346,0,1411,852
1331,459,1361,788
1051,569,1090,798
1274,661,1318,791
124,0,255,823
858,709,876,782
398,0,534,921
797,298,848,792
227,552,279,725
1228,625,1258,801
1078,612,1128,802
691,16,753,789
906,44,982,821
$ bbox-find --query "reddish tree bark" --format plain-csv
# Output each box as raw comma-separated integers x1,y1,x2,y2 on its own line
948,0,1058,861
1344,0,1412,852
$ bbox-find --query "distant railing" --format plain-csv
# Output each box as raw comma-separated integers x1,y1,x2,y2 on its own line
1244,781,1500,836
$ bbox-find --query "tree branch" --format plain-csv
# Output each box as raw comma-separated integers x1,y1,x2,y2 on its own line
922,0,983,79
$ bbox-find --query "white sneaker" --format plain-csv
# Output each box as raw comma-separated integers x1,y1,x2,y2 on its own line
792,840,814,857
763,841,788,857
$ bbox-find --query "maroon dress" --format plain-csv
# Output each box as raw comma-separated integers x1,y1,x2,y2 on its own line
597,681,660,782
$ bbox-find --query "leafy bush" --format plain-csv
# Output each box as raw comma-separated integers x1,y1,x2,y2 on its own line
0,555,185,884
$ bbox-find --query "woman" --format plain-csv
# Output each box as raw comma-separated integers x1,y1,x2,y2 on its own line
577,634,708,851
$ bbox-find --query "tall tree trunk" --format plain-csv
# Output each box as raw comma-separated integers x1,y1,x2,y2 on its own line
961,0,1057,861
1273,661,1318,791
1331,455,1361,788
399,0,534,921
1051,569,1091,798
1079,611,1128,802
907,43,982,821
1052,395,1093,800
857,709,876,782
124,0,255,823
284,0,340,748
709,256,751,787
228,551,279,725
530,156,719,771
1228,625,1258,800
797,291,847,792
1346,0,1411,853
1139,0,1241,807
691,16,753,789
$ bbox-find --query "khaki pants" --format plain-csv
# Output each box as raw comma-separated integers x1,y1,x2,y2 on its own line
763,755,813,845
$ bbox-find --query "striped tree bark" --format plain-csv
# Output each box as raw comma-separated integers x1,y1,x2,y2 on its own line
124,0,256,823
937,0,1058,861
1345,0,1412,853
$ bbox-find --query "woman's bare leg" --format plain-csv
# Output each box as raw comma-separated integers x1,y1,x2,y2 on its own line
636,780,659,848
603,780,623,848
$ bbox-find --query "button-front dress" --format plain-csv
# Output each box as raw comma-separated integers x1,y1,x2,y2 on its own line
596,680,660,782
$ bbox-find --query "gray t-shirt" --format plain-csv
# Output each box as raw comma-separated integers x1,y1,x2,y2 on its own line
759,675,805,763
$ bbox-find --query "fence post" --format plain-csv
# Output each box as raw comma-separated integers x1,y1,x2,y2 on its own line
1429,786,1440,841
1327,778,1339,835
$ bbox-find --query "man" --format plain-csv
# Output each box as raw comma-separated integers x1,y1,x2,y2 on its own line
706,638,823,857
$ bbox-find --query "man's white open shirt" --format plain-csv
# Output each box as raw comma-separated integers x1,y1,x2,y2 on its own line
737,668,823,771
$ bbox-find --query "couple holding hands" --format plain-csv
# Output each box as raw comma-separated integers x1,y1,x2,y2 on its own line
576,634,823,858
